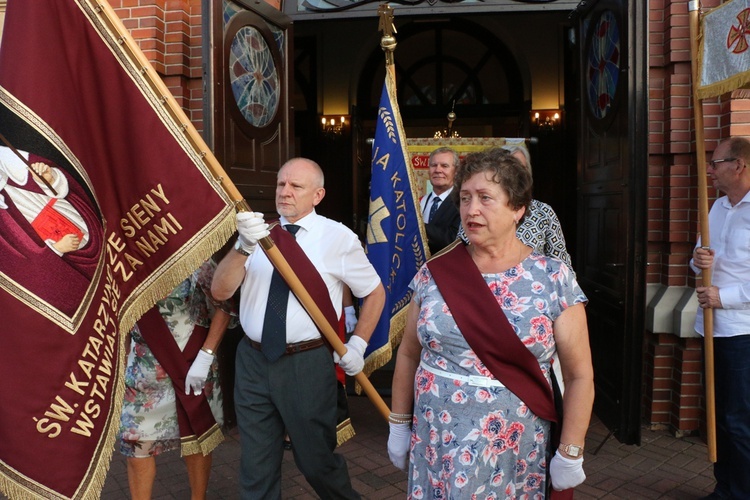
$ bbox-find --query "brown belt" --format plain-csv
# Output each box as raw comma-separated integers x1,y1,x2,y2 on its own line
246,336,325,356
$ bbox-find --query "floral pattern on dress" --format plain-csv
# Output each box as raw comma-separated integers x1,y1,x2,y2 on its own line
407,253,586,499
118,259,238,458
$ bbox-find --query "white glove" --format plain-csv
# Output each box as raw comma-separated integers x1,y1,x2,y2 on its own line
236,212,269,253
344,306,358,334
333,335,367,376
549,450,586,490
185,349,214,395
387,422,411,471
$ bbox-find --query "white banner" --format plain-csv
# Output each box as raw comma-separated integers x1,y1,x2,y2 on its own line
697,0,750,99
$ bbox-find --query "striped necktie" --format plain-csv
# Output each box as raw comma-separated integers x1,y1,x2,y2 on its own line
428,195,441,222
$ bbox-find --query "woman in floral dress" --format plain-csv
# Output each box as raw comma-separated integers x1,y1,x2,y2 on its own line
118,258,236,500
458,143,573,268
389,148,594,499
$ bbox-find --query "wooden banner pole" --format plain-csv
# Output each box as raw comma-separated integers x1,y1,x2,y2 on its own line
92,0,391,422
688,0,716,463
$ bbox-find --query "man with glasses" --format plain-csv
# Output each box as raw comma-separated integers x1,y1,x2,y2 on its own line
692,136,750,500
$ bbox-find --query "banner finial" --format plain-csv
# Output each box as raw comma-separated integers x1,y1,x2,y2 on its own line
378,4,397,65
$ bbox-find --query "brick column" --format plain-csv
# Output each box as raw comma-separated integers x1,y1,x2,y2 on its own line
109,0,204,132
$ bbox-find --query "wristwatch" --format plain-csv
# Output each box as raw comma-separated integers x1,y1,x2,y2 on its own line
559,443,584,458
234,238,251,257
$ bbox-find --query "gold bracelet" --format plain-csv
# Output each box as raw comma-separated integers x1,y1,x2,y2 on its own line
389,412,412,419
388,417,411,425
201,347,215,356
388,412,412,425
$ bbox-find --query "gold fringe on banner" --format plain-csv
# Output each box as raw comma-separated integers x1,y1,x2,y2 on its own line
696,77,750,100
362,306,407,377
198,423,226,455
355,306,408,395
0,333,128,500
118,211,236,337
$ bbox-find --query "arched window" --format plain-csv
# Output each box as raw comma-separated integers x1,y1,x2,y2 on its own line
357,17,528,136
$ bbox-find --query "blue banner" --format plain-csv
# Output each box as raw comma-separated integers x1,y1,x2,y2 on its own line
363,69,428,375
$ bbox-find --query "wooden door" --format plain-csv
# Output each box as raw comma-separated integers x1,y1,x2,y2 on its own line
205,0,294,214
203,0,294,426
574,0,647,444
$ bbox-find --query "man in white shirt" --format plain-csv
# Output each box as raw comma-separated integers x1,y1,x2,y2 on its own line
212,157,385,499
420,146,460,254
692,137,750,500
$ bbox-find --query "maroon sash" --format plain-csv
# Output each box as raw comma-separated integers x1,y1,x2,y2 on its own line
267,222,340,339
138,306,219,450
427,243,572,499
266,222,355,445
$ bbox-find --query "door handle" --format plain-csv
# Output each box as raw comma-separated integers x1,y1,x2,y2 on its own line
605,263,625,268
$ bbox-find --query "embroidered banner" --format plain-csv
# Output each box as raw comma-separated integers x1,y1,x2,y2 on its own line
0,1,235,498
363,65,428,375
697,0,750,99
405,137,522,200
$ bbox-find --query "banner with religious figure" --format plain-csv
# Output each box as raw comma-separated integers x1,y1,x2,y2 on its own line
0,1,235,498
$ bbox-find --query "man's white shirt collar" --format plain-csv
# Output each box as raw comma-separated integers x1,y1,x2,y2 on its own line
279,210,317,235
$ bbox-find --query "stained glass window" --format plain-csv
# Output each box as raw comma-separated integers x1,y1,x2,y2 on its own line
229,26,280,128
587,10,620,120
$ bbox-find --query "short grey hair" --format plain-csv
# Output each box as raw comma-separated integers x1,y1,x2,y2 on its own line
501,144,532,174
428,147,460,168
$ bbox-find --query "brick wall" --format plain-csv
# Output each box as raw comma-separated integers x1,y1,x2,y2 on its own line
645,0,750,434
109,0,204,132
643,334,705,435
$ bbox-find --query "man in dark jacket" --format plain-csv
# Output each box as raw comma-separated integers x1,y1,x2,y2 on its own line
419,146,460,254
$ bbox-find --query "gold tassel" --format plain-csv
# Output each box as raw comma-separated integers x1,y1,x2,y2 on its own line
180,424,224,457
180,434,203,457
336,418,356,447
198,424,224,455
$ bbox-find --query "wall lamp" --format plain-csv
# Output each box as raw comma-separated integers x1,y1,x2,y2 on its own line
531,110,561,130
321,115,348,136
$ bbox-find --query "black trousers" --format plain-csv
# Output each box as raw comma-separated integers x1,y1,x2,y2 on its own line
234,339,360,500
712,335,750,499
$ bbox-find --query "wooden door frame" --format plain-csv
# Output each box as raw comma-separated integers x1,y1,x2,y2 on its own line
202,0,293,155
572,0,648,445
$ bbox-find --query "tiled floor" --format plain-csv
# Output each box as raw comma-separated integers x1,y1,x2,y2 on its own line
99,395,717,499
